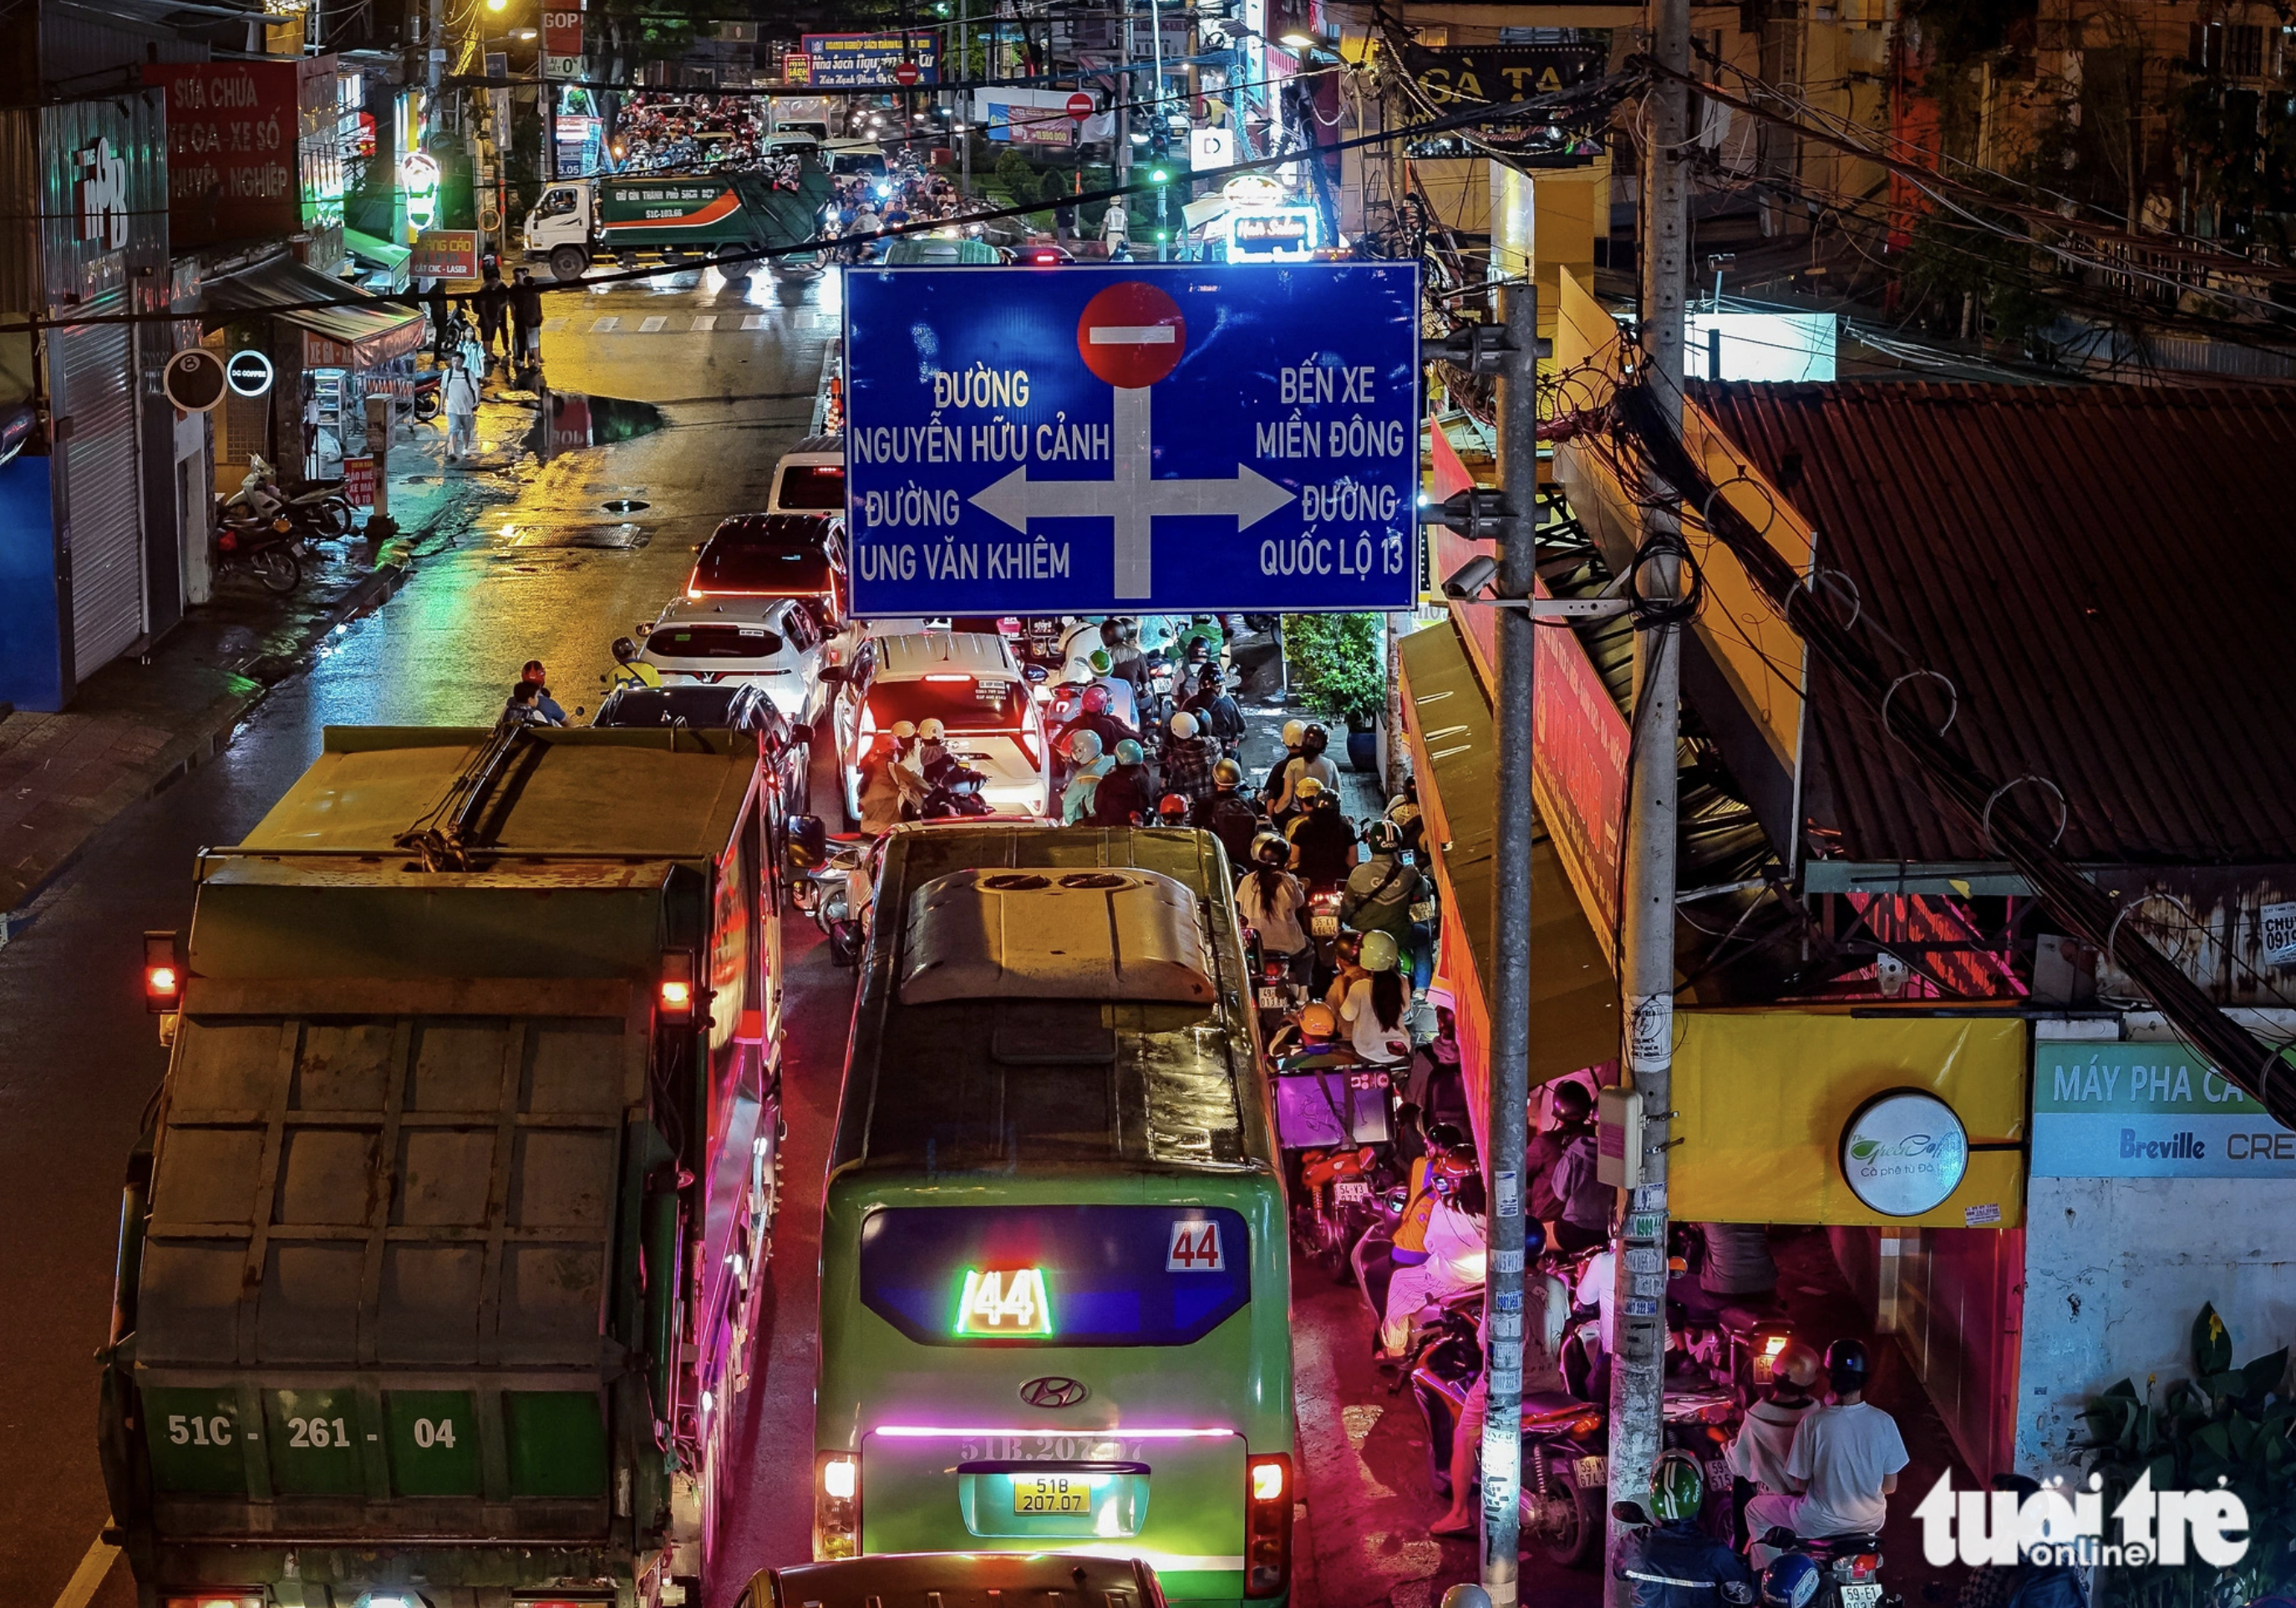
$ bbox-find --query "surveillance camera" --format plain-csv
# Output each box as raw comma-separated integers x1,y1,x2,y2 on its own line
1442,556,1499,600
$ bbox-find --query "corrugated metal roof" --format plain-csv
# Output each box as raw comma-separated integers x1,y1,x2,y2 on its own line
1689,380,2296,868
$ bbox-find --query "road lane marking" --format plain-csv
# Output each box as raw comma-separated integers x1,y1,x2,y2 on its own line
589,317,620,333
544,316,571,332
50,1535,118,1608
691,314,717,331
741,313,767,330
639,315,668,332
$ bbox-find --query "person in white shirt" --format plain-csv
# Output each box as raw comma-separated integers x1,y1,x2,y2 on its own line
1379,1169,1486,1356
441,353,480,461
1744,1339,1907,1560
1338,929,1411,1065
1725,1340,1822,1495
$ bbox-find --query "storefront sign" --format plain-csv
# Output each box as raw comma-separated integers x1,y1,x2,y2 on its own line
797,32,938,87
2261,900,2296,966
225,349,275,398
1398,42,1611,111
411,228,478,280
2031,1040,2296,1178
75,137,130,251
542,7,582,71
781,53,814,86
143,62,310,251
1840,1089,1969,1217
162,349,228,412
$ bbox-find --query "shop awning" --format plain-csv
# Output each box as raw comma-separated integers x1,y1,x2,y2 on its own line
1399,615,1618,1141
344,228,412,291
198,252,426,371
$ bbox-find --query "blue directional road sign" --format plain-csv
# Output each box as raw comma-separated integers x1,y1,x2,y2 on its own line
843,262,1421,616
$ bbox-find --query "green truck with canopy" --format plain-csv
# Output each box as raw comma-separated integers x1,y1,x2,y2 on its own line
99,723,795,1608
524,165,834,282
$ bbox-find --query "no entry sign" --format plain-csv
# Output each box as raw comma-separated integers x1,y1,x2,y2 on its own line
1066,92,1095,121
843,263,1422,614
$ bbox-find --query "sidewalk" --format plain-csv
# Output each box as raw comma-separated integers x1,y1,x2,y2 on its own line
0,388,529,942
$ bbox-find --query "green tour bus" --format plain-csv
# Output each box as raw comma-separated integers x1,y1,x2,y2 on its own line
811,823,1296,1605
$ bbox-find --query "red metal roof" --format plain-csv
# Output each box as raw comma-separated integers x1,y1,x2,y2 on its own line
1688,380,2296,868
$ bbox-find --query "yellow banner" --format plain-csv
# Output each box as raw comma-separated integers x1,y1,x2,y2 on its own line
1670,1010,2028,1228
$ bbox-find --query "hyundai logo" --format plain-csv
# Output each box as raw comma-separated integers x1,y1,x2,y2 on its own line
1019,1376,1090,1409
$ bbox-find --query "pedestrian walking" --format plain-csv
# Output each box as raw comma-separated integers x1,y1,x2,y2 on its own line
473,267,510,365
509,268,546,369
425,278,452,358
1100,198,1130,257
441,353,480,461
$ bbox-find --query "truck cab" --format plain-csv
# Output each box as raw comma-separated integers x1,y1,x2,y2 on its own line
526,180,596,280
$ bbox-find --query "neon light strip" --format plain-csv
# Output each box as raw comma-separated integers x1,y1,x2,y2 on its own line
871,1425,1238,1439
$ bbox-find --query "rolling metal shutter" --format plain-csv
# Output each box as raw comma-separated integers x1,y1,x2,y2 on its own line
54,302,145,680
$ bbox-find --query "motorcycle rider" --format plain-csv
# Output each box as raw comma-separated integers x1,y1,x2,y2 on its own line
1726,1341,1825,1548
1059,680,1140,759
1528,1080,1606,1254
913,716,954,785
1163,710,1222,804
503,679,559,728
1236,832,1312,984
1193,759,1262,870
520,660,566,725
1156,792,1191,827
1616,1453,1758,1608
1430,1216,1549,1539
1184,663,1247,751
1285,777,1359,881
1271,722,1342,821
1378,1167,1486,1359
1743,1339,1908,1564
1338,929,1412,1066
859,720,922,833
608,636,662,690
1341,819,1425,967
1262,720,1308,822
1359,1122,1471,1341
1093,737,1156,826
1060,728,1113,824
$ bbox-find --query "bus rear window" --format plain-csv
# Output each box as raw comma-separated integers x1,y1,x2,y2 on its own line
859,1205,1250,1347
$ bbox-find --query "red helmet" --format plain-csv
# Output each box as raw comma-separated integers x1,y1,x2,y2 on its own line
1082,684,1112,715
1157,792,1189,820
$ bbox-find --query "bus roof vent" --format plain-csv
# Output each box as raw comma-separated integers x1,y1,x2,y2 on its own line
900,867,1216,1006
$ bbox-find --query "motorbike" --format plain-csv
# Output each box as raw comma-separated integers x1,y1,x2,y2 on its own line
1753,1527,1897,1608
223,455,350,538
1407,1286,1743,1567
1671,1226,1799,1407
214,513,307,593
786,827,872,967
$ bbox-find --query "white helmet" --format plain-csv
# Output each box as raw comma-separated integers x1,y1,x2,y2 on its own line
917,718,947,741
1066,659,1096,686
1170,710,1199,739
889,720,917,740
1281,719,1307,746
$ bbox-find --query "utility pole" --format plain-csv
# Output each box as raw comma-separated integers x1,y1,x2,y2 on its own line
1479,271,1542,1608
427,0,444,98
1116,3,1132,191
1605,0,1691,1589
1146,0,1166,258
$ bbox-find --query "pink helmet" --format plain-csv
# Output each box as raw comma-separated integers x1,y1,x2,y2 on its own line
1082,685,1112,715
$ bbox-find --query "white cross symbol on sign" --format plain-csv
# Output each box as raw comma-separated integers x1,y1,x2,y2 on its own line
966,281,1295,599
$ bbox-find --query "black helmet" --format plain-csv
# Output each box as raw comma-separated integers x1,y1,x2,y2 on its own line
612,636,638,662
1422,1120,1465,1153
1824,1338,1870,1395
1302,721,1330,752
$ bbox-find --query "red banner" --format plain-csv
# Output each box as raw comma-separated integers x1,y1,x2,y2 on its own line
542,8,582,60
144,62,304,250
411,230,479,281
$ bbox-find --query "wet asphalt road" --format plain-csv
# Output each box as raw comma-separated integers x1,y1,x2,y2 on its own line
0,265,836,1608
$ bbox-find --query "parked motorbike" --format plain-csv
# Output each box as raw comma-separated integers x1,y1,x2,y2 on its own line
222,455,350,538
214,508,307,594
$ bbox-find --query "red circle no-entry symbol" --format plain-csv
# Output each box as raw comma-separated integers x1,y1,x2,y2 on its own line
1076,281,1187,389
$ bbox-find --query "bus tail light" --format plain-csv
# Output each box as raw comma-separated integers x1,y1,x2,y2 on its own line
658,950,696,1023
145,930,184,1013
162,1597,262,1608
814,1450,860,1560
1244,1453,1292,1597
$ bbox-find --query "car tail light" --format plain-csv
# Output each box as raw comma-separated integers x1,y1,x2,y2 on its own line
1764,1333,1790,1356
815,1450,860,1560
658,950,696,1023
1244,1453,1292,1596
922,672,972,684
145,930,183,1014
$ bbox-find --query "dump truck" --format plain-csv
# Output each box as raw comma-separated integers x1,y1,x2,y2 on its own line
524,165,834,282
99,722,796,1608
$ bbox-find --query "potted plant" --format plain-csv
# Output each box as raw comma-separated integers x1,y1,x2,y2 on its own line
1282,613,1386,772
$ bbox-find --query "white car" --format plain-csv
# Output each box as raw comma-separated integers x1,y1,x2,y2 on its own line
766,436,846,518
828,630,1052,826
638,594,834,731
